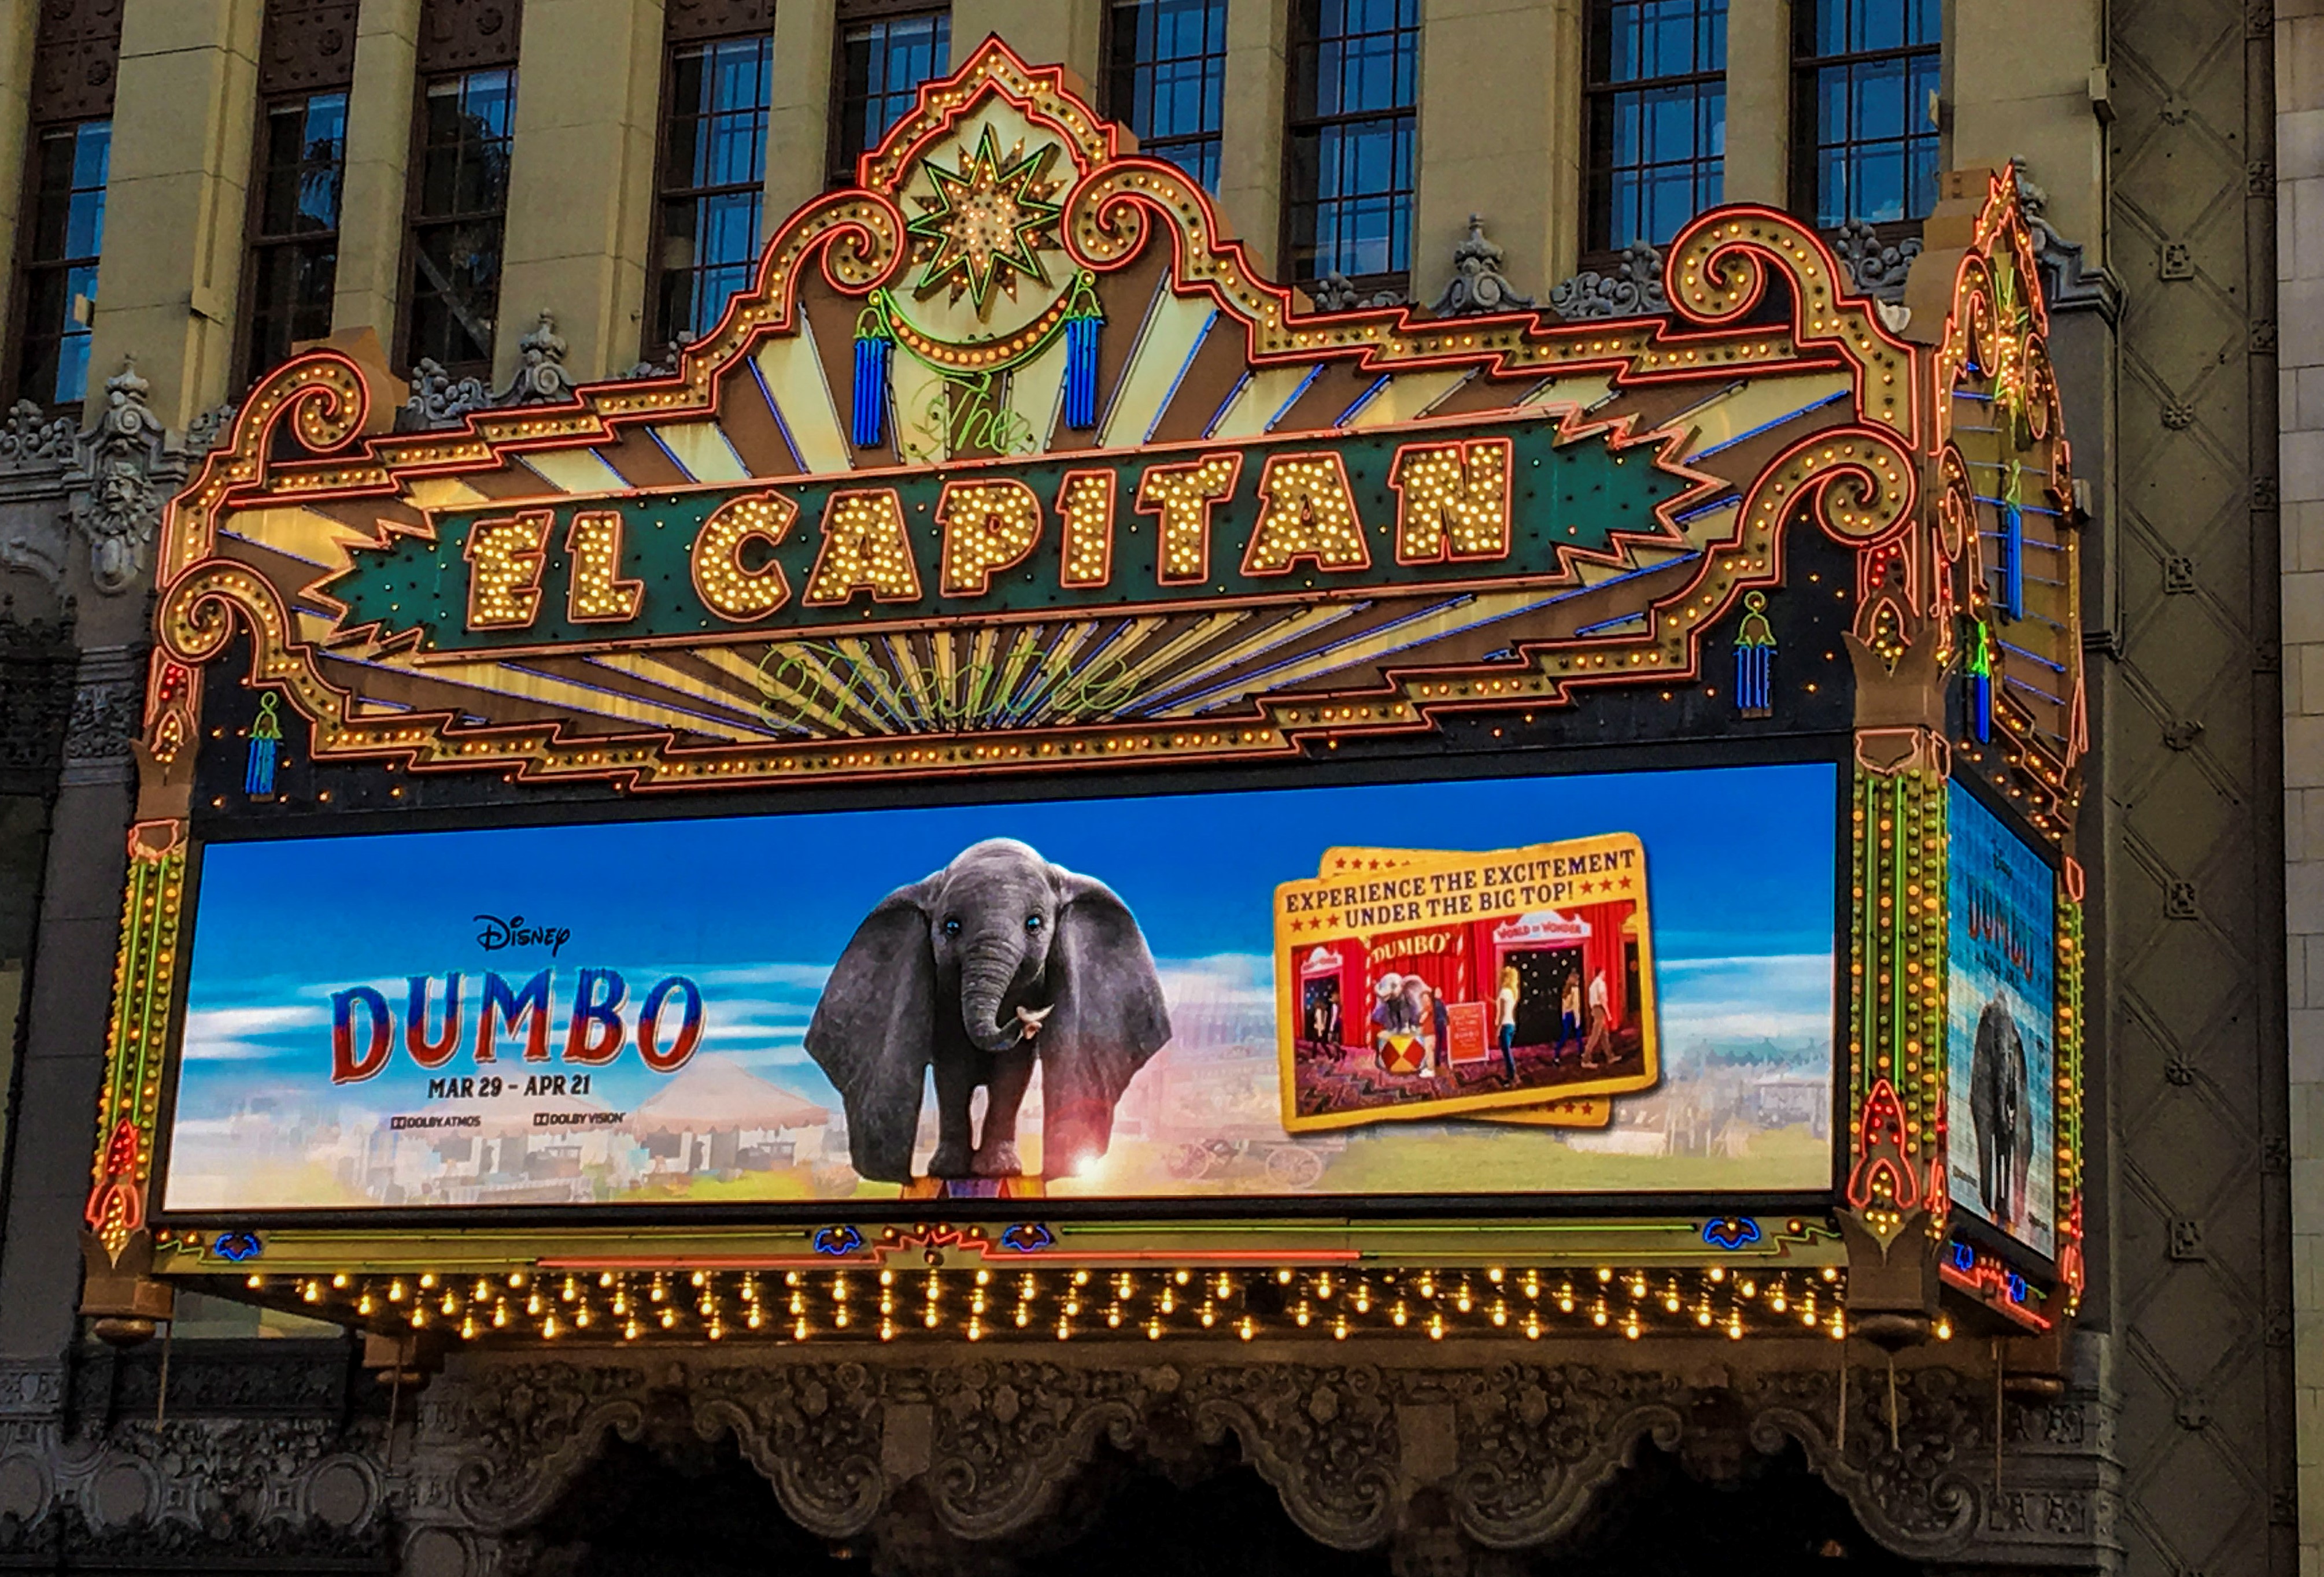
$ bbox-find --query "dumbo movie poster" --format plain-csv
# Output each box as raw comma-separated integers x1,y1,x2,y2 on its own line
1944,782,2059,1258
158,763,1840,1214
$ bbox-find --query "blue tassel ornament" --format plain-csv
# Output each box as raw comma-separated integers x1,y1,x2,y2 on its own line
1998,459,2026,619
1732,590,1775,717
851,303,893,449
245,692,283,797
1061,274,1103,430
1966,618,1994,744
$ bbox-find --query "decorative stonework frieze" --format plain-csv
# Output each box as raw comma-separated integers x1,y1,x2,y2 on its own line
0,1340,2124,1575
59,643,143,787
398,1342,2122,1574
0,402,77,469
1431,216,1536,317
1549,242,1669,320
1309,273,1411,312
401,311,579,430
1830,221,1923,304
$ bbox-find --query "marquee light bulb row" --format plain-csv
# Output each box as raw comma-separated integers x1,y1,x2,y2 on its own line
235,1265,1853,1346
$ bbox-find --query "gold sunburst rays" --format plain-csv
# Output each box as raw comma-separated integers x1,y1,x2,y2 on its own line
1145,592,1553,719
1113,603,1372,719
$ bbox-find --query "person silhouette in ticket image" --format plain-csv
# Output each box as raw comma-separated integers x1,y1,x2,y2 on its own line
1422,983,1451,1081
1497,965,1521,1082
1581,969,1612,1068
1556,972,1583,1064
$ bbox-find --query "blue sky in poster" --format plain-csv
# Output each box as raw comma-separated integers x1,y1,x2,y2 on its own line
172,761,1839,1125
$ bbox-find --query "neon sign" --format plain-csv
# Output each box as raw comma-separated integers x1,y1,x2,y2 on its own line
329,415,1698,658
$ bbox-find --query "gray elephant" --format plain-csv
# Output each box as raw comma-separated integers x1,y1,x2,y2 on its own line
1968,995,2032,1227
804,838,1171,1183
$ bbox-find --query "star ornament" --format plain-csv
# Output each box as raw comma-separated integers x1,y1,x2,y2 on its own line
907,125,1064,316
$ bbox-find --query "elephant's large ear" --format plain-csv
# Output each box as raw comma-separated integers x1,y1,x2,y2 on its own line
804,886,935,1184
1038,871,1171,1178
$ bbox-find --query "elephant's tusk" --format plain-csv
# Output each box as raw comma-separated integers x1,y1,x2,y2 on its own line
1015,1004,1054,1040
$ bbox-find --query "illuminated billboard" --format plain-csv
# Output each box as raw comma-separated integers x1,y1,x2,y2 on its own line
1945,782,2059,1259
158,761,1839,1215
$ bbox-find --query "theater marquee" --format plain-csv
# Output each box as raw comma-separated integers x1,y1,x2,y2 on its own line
86,42,2086,1349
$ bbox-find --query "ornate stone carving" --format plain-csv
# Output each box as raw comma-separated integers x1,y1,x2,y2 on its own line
2011,158,2118,316
505,310,575,405
698,1360,885,1537
0,511,68,594
59,642,142,786
0,1358,391,1571
66,358,165,595
1435,1363,1684,1549
0,368,226,598
1310,273,1410,312
0,401,76,468
1549,242,1669,320
1431,216,1535,317
403,359,493,429
401,310,581,430
1185,1364,1401,1549
0,1341,2125,1574
625,330,693,380
917,1361,1156,1541
1830,221,1923,303
183,403,238,458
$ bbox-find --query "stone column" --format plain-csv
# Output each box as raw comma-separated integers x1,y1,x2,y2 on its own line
1721,0,1789,207
0,641,140,1360
331,0,423,351
0,3,43,364
2279,0,2324,1565
83,0,265,428
1217,0,1290,267
1948,0,2105,257
1414,0,1579,303
767,0,836,218
951,0,1103,86
493,0,666,385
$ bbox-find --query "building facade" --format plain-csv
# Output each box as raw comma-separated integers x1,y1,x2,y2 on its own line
0,1,2300,1575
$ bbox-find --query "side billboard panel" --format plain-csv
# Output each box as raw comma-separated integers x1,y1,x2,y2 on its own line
1945,782,2060,1258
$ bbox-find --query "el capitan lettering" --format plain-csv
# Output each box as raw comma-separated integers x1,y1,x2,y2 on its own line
330,410,1693,658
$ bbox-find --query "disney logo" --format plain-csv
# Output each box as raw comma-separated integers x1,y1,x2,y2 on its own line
474,915,572,957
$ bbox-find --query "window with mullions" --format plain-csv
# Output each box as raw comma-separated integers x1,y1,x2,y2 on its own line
1584,0,1725,253
245,92,348,379
1284,0,1418,291
13,120,110,408
653,35,771,352
832,11,951,185
1106,0,1228,192
1792,0,1940,229
404,67,516,377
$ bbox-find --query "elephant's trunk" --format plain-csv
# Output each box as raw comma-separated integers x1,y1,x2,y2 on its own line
960,948,1027,1054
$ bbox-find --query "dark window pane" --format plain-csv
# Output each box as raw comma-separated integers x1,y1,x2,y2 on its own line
1584,0,1725,251
246,89,350,380
834,12,951,180
1285,0,1416,286
1794,0,1940,228
1107,0,1227,190
655,34,772,350
13,120,109,405
404,69,516,376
